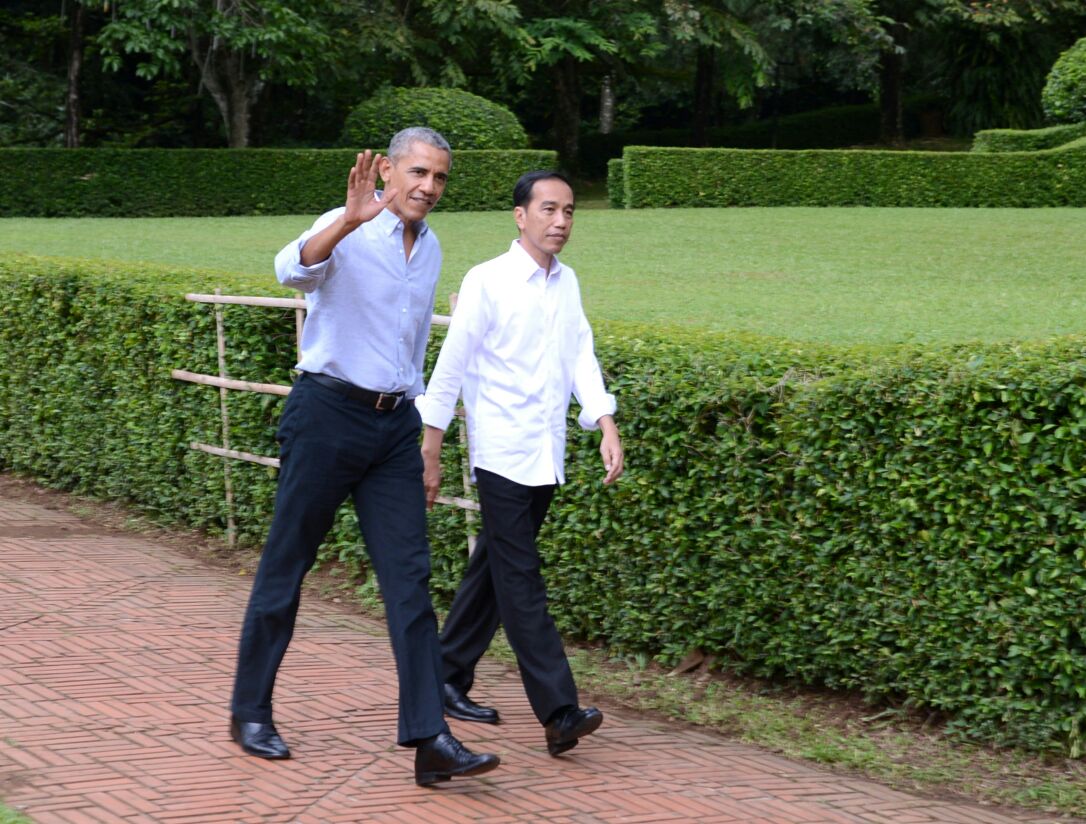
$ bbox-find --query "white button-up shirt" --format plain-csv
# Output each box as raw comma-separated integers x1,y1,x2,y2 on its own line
418,240,616,486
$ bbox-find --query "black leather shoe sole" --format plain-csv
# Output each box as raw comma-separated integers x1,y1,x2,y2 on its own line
547,738,580,756
416,754,500,786
444,703,501,725
230,717,291,760
546,708,603,757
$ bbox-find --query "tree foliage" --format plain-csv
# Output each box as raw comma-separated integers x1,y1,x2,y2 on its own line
1,0,1084,158
96,0,341,147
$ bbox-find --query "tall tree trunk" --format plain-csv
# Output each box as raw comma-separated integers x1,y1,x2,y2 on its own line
599,73,615,135
878,49,904,145
65,1,84,148
878,24,908,146
691,46,716,147
191,36,262,148
227,93,251,148
553,56,582,172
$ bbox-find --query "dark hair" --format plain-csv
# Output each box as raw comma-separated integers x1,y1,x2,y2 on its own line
513,170,573,208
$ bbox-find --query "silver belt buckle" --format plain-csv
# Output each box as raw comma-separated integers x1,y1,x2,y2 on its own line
376,392,400,411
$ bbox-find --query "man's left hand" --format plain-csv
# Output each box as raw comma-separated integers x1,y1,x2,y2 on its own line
600,427,624,485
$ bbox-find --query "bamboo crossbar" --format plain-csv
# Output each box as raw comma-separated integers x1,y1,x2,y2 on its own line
171,369,291,396
176,291,473,541
186,293,304,308
435,495,481,512
190,442,280,468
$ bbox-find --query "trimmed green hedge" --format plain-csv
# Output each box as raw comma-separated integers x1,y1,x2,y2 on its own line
0,148,557,217
973,121,1086,152
5,254,1086,754
617,143,1086,208
606,158,624,209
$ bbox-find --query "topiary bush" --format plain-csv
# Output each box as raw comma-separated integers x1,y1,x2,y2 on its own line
341,86,529,150
1042,37,1086,125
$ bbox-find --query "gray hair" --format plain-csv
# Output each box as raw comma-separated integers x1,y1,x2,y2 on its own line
387,127,452,166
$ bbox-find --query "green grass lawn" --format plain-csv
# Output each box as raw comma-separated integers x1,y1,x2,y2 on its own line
2,207,1084,344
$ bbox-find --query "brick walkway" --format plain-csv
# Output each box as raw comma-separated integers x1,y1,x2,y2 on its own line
0,487,1077,824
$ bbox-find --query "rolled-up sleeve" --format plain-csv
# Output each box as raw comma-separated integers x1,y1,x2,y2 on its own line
274,208,343,292
572,310,616,430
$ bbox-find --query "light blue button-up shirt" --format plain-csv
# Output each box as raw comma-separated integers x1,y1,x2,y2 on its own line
273,200,441,397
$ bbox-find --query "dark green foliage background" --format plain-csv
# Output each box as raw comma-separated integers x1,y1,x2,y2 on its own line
973,121,1086,153
341,87,529,150
615,142,1086,208
5,254,1086,754
577,99,937,177
0,148,556,217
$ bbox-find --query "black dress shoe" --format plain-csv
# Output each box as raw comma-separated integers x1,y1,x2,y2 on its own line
415,732,500,786
444,683,500,725
544,706,603,756
230,715,291,760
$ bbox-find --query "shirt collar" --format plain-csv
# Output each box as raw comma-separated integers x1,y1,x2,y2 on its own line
509,239,561,281
374,190,429,238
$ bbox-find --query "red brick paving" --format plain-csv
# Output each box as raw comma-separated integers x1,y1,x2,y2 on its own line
0,491,1079,824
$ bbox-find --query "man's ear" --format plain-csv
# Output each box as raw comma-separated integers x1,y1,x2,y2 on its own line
513,205,526,231
378,155,393,184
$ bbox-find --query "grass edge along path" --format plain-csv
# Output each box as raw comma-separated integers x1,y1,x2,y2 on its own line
1,474,1082,823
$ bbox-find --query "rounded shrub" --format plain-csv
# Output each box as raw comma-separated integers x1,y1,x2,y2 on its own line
341,87,529,150
1042,37,1086,124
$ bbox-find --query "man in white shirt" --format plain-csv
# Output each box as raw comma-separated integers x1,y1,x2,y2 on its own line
418,170,624,757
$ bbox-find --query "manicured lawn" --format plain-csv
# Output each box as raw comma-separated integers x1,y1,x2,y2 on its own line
3,207,1084,344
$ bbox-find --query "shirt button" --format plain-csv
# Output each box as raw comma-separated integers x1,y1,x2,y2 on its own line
401,307,407,313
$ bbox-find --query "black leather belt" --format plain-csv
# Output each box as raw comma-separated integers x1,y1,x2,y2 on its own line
304,372,404,411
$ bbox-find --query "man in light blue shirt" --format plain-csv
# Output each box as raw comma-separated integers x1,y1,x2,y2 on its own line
230,127,499,787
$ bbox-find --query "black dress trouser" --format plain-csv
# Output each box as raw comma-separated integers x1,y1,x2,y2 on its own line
231,374,449,745
440,466,578,725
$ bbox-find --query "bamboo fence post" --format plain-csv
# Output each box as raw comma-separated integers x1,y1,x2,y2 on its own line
173,291,473,552
214,288,237,548
294,291,305,364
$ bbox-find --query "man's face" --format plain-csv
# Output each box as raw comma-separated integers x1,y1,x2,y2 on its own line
378,141,450,223
514,178,575,266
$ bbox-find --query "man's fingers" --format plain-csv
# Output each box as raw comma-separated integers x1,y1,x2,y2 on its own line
602,444,624,484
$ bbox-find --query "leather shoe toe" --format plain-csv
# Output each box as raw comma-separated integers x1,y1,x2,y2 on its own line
444,683,500,725
545,706,603,757
230,716,291,760
415,732,500,786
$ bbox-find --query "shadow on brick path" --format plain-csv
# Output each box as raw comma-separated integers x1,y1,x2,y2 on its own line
0,484,1078,824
